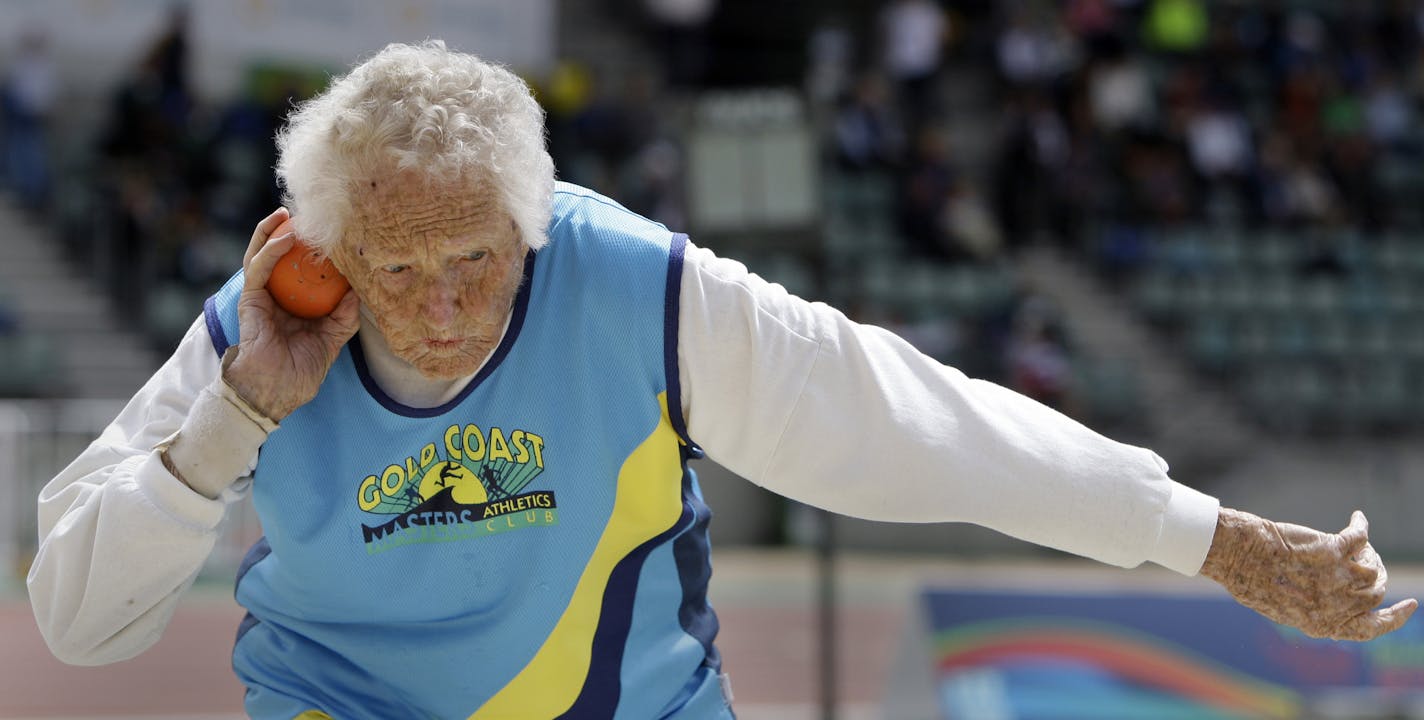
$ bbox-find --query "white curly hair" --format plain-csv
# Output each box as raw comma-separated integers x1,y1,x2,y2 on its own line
275,40,555,252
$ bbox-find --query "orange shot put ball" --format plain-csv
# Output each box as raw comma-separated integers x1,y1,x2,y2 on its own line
264,219,351,319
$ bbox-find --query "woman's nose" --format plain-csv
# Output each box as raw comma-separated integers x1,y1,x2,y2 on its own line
421,279,459,328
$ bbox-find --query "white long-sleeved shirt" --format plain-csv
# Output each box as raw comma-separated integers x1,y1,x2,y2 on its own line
27,242,1219,666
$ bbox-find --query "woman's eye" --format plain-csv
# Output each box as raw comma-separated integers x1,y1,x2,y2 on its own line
382,264,409,274
463,250,487,262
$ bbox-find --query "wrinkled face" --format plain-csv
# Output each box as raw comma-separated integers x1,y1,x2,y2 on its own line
329,175,526,380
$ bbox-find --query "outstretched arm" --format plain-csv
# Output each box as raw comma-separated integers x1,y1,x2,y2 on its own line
1200,508,1417,641
676,243,1217,573
676,243,1416,641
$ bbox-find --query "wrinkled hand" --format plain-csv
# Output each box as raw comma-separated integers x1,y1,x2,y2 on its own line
1200,507,1417,641
223,208,360,421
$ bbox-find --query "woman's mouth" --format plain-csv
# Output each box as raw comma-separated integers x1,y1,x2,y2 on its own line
424,337,464,350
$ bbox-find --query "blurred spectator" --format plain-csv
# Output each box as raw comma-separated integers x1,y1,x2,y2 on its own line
880,0,950,133
1158,62,1207,136
1325,129,1387,233
2,30,57,211
101,5,194,163
541,60,596,180
1184,93,1256,222
897,126,962,260
996,3,1080,91
1373,0,1419,68
944,183,1003,261
642,0,717,89
1276,63,1328,153
1065,0,1120,44
832,74,904,173
1142,0,1209,55
209,77,304,230
171,195,233,286
895,124,1001,262
805,15,855,110
1005,292,1074,412
567,71,661,196
93,4,204,324
621,137,686,231
1085,35,1154,132
554,68,685,230
614,72,686,229
1053,87,1114,245
1258,131,1342,227
1121,132,1195,225
1253,128,1292,224
993,89,1071,247
152,5,191,110
1364,71,1414,153
1267,9,1328,84
1203,4,1253,68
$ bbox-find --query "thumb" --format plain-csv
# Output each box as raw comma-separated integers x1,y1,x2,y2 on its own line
1348,598,1419,641
1339,510,1370,554
321,290,361,345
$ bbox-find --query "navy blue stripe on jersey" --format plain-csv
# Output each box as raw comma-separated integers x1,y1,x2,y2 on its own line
204,294,229,357
235,536,272,590
204,269,246,358
235,611,260,645
233,536,272,645
673,464,719,670
349,249,537,418
663,233,700,454
560,495,700,718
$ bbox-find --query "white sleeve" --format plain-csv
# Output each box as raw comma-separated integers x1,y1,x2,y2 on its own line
26,316,265,666
676,244,1219,575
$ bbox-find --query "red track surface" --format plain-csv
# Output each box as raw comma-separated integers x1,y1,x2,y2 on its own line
0,592,901,717
0,597,246,717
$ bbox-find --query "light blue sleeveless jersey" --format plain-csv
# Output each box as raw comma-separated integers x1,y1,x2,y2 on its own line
203,183,729,719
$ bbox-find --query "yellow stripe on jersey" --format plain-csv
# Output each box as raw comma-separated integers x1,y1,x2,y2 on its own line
471,393,684,718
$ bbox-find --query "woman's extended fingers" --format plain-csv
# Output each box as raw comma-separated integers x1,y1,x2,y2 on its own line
243,231,297,292
1338,511,1370,554
1336,598,1418,642
245,207,291,266
1203,508,1417,641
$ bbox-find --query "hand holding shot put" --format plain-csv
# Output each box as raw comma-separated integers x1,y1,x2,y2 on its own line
27,40,1416,719
226,207,359,421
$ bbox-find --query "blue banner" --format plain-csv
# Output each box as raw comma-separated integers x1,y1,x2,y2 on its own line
925,589,1424,719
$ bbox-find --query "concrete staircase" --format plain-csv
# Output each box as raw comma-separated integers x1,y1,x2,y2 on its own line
1016,244,1259,482
0,199,161,399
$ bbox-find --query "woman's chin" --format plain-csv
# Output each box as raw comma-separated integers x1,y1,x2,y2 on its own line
397,349,483,380
417,363,478,381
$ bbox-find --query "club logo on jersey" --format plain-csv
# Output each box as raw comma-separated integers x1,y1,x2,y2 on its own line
355,422,553,554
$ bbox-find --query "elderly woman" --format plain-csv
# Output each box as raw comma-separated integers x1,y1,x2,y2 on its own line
29,41,1414,719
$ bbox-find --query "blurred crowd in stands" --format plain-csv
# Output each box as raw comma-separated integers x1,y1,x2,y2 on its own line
814,0,1424,427
823,0,1424,260
3,0,1424,432
987,0,1424,261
